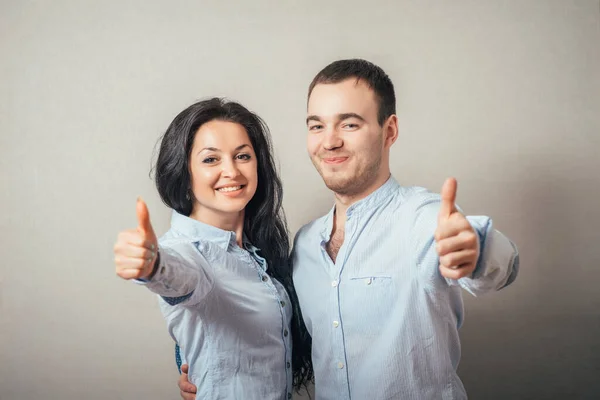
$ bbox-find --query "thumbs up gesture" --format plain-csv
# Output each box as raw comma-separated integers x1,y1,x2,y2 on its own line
114,198,159,280
434,178,480,279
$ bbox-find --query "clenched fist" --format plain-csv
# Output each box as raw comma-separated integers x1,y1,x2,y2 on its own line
114,198,159,280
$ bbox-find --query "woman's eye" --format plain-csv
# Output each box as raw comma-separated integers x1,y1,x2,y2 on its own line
237,153,251,160
202,157,217,164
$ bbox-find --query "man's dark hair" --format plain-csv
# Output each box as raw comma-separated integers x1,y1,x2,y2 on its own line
308,58,396,125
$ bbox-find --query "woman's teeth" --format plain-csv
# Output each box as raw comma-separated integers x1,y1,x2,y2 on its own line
217,186,242,192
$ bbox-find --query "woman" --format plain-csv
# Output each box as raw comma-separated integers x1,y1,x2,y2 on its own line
114,98,312,399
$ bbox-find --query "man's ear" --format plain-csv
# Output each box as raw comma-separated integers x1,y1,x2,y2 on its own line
383,114,398,148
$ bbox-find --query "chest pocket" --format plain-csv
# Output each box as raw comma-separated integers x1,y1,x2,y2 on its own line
342,275,395,331
349,275,392,286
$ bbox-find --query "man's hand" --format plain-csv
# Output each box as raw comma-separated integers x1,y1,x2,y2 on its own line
179,364,197,400
435,178,480,280
114,198,159,280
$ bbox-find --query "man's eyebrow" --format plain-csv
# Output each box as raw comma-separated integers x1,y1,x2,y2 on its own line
306,113,366,125
338,113,366,122
306,115,322,125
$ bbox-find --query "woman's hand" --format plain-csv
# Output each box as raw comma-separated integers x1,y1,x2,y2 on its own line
114,199,158,280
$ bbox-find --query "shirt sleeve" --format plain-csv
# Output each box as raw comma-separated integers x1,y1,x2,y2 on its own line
412,193,519,296
136,240,215,306
452,217,519,296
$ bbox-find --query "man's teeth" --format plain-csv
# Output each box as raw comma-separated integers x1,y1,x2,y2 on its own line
217,186,242,192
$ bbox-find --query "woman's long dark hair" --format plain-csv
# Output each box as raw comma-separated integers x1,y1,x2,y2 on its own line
153,97,313,391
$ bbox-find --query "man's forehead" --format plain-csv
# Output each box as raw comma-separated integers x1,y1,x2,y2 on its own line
307,79,377,117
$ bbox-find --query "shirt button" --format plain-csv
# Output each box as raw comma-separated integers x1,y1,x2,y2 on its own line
261,275,268,282
280,300,286,307
333,320,339,328
337,362,344,369
287,361,291,368
283,329,288,337
331,280,338,287
287,393,292,399
365,277,372,285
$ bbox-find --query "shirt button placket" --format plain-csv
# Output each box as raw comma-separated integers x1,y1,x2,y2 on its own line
332,275,347,391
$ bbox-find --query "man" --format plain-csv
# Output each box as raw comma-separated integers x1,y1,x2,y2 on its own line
179,59,519,399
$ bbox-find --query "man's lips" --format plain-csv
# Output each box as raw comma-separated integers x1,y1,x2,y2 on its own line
322,157,349,164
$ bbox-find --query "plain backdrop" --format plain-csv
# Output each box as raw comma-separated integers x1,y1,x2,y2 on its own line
1,1,599,399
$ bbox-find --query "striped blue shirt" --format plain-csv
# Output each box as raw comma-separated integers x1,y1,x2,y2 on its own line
292,176,519,400
139,212,293,400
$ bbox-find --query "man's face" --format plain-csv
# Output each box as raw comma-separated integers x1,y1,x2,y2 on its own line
306,78,389,196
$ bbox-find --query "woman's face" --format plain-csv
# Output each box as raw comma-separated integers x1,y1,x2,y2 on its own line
188,120,258,220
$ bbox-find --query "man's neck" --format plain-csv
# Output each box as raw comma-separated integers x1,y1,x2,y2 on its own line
327,210,345,263
326,173,391,262
333,172,391,222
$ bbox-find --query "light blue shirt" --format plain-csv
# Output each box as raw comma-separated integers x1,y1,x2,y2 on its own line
140,212,293,400
292,176,519,400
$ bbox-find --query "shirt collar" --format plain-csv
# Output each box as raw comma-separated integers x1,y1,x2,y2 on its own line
170,211,236,251
170,211,261,254
321,175,400,239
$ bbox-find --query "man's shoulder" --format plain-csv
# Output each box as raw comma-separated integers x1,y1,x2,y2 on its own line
394,184,442,213
294,213,329,244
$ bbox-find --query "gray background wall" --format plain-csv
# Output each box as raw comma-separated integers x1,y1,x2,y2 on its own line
1,1,599,399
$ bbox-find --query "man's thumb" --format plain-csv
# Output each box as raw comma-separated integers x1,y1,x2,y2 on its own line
438,177,458,221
